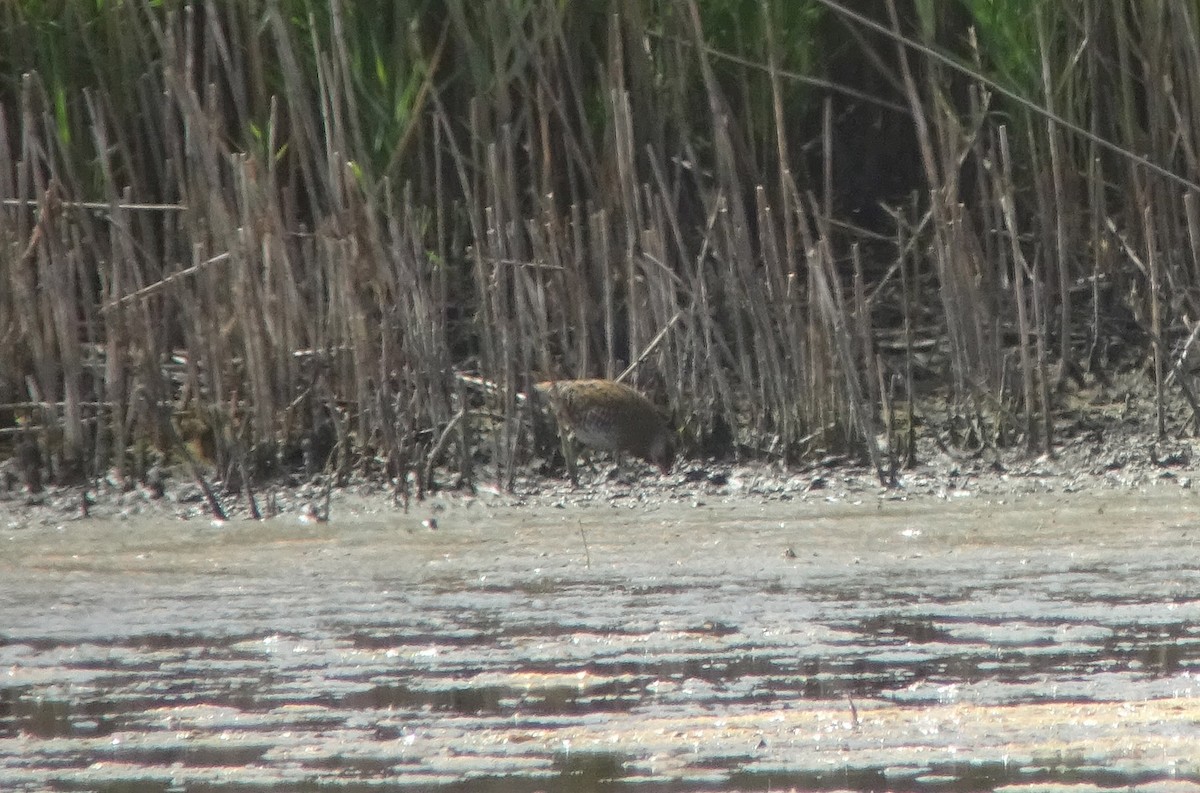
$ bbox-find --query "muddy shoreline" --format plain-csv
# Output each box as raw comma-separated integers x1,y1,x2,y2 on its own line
4,406,1198,526
5,415,1200,791
3,482,1200,790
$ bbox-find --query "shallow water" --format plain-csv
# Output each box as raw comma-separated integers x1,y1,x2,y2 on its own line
3,488,1200,791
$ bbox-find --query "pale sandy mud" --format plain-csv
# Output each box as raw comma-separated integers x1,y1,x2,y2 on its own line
2,484,1200,791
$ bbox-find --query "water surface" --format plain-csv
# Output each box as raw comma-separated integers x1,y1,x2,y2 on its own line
3,488,1200,790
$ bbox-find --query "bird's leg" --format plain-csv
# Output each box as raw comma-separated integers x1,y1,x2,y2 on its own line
560,432,580,487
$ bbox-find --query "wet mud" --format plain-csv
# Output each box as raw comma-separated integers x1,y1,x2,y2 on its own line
3,486,1200,791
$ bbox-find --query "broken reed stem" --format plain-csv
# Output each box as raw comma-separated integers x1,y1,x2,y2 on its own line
1166,320,1200,433
616,309,684,385
422,407,466,494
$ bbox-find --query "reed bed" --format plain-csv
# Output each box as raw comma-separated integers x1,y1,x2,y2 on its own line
3,0,1200,497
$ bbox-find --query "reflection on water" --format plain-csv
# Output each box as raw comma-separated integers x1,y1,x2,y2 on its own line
2,494,1200,790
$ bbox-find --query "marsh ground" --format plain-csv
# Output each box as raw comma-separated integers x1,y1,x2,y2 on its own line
3,421,1200,790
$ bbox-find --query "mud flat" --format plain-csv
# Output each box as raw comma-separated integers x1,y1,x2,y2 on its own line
3,478,1200,791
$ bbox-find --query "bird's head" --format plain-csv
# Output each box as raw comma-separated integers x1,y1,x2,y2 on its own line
647,424,677,474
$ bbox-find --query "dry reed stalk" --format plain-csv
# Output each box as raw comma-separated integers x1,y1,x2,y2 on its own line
688,0,778,447
753,186,789,443
15,0,1200,492
525,208,557,379
1037,11,1073,380
885,0,968,406
998,126,1037,452
809,199,885,484
1186,193,1200,308
595,209,616,381
1145,205,1166,440
764,12,815,455
1030,235,1053,454
609,82,643,372
852,244,878,411
644,149,720,446
567,201,591,376
476,206,508,489
1085,150,1105,373
898,208,916,468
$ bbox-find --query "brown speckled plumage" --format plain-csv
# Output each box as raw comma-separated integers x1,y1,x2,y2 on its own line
534,379,674,473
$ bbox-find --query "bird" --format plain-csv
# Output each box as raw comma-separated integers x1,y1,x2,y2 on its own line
533,379,675,476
